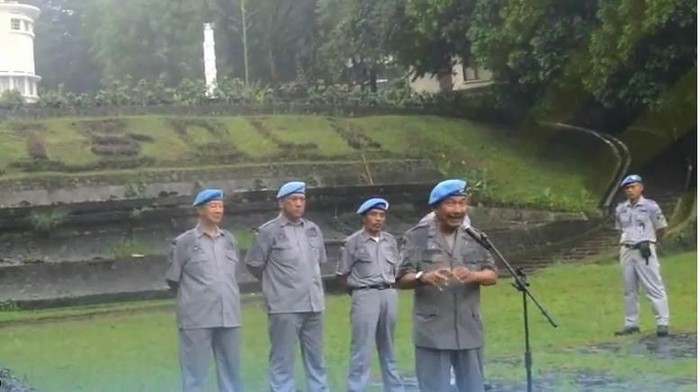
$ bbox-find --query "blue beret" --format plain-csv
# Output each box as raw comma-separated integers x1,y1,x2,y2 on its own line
192,188,224,207
620,174,643,187
429,179,468,206
356,197,390,215
276,181,306,199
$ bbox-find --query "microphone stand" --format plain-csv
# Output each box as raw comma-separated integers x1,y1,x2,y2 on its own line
468,228,558,392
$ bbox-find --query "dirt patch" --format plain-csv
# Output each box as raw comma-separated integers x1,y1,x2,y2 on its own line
326,117,382,150
567,331,696,360
371,368,695,392
0,367,35,392
247,116,319,158
71,118,143,160
74,119,127,136
165,118,247,163
127,133,154,143
7,122,50,162
166,118,229,141
25,134,48,161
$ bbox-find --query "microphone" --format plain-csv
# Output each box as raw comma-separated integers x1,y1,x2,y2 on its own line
464,226,491,250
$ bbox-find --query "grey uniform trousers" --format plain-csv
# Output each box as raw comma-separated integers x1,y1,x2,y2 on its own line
415,346,484,392
346,289,404,392
268,312,329,392
178,327,243,392
621,245,670,327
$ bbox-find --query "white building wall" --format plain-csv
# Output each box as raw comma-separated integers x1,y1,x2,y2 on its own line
0,0,41,103
409,57,493,95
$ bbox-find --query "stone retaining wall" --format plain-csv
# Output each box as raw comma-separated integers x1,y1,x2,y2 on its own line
0,219,595,309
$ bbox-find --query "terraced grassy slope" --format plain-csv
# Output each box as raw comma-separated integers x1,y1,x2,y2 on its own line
0,114,599,212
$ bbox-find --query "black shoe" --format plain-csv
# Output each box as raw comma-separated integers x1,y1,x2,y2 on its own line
614,326,640,336
656,325,669,337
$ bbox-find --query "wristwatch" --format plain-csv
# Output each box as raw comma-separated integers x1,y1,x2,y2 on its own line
415,271,425,283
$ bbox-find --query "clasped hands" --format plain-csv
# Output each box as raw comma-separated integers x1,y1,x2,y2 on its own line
420,266,476,289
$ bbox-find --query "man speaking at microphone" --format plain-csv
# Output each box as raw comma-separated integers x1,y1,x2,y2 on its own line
397,179,498,392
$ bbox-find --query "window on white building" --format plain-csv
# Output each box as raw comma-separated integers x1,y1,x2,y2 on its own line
10,19,21,30
462,64,480,82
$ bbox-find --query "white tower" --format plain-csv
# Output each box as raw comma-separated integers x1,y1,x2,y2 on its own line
202,22,217,98
0,0,40,103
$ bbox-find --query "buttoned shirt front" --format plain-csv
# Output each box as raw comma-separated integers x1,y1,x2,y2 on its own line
166,225,241,329
398,219,497,350
245,215,327,314
615,196,668,244
336,229,399,288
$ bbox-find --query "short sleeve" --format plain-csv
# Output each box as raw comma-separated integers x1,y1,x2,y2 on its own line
397,231,421,278
613,206,622,230
317,228,328,264
245,228,271,269
165,238,186,283
650,203,668,230
335,238,353,276
478,248,497,272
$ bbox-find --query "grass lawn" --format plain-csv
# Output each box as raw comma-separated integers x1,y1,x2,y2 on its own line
0,252,695,391
0,114,599,212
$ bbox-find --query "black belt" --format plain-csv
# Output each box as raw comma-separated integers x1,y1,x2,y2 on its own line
350,283,395,291
623,242,655,248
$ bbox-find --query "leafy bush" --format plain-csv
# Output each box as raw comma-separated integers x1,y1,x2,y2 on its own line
3,78,515,125
28,208,69,235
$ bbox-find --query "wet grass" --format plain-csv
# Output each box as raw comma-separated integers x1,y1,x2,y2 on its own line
0,115,600,212
0,251,694,391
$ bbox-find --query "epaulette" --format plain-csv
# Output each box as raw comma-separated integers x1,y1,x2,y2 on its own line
255,218,278,234
406,220,430,233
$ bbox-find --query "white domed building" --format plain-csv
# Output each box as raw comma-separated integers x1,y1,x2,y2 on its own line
0,0,40,103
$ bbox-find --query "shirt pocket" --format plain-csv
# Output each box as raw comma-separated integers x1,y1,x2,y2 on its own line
271,241,297,263
420,248,447,270
225,248,238,264
184,251,210,277
383,253,398,277
353,251,376,277
619,211,632,227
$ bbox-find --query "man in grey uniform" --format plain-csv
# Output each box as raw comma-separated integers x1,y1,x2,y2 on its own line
421,210,472,389
336,197,405,392
165,188,243,392
245,181,329,392
613,174,670,337
397,179,498,392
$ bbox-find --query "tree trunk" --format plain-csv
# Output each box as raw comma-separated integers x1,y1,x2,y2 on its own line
268,49,277,83
369,67,377,93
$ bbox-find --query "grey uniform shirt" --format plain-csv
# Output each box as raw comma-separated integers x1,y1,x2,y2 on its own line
165,225,241,329
398,219,497,350
245,215,327,314
615,197,668,244
336,229,399,288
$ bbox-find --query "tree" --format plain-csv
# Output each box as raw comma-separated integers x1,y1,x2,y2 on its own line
390,0,474,83
29,0,102,92
317,0,402,91
84,0,205,85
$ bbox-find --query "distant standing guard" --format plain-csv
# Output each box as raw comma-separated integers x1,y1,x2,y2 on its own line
165,188,243,392
397,179,498,392
245,181,330,392
613,174,670,337
336,197,405,392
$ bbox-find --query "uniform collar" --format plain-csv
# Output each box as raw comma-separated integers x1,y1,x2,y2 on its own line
625,196,647,207
361,229,386,242
279,214,305,227
195,223,222,238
